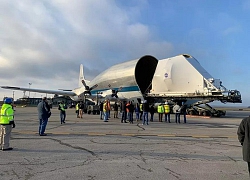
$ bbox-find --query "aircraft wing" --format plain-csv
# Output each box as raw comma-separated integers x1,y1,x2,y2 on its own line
1,86,77,96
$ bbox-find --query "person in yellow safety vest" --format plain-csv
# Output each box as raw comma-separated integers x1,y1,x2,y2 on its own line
103,100,108,122
58,101,67,124
157,103,164,122
0,98,15,151
164,102,171,123
139,103,143,120
75,102,80,118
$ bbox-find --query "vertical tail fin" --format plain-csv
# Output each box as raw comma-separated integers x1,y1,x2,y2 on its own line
79,64,84,87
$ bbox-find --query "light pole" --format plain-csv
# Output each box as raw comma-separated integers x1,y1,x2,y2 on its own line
28,83,32,98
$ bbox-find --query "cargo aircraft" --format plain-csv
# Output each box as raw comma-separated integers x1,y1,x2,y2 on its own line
1,54,242,104
1,55,158,102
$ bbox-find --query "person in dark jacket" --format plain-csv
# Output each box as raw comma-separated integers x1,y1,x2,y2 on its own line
149,104,155,122
121,101,127,123
142,100,149,125
135,103,140,122
37,97,51,136
99,102,104,120
128,101,135,124
181,104,187,123
237,116,250,176
113,102,119,118
78,101,84,118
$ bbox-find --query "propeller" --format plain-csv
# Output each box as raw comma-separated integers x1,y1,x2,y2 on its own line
82,80,98,95
111,86,123,98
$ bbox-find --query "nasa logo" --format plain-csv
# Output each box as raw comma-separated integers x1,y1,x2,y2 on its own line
164,73,168,78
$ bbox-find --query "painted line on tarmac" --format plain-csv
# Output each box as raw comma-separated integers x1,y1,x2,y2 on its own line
191,135,210,138
13,131,237,139
186,115,211,118
87,133,107,136
121,134,137,136
157,134,176,137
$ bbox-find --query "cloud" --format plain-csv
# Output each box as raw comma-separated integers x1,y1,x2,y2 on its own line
0,0,174,99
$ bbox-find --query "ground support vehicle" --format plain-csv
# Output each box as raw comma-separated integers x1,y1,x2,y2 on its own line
87,105,100,115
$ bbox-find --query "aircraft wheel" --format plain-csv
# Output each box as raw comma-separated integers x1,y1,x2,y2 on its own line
203,111,207,116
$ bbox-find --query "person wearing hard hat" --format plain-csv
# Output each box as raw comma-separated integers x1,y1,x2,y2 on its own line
0,98,15,151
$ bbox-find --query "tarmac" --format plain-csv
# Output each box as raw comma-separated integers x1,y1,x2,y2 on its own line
0,107,249,180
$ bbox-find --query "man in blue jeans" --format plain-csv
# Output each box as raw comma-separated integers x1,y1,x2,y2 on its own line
58,101,67,124
173,103,181,123
37,97,51,136
142,100,149,125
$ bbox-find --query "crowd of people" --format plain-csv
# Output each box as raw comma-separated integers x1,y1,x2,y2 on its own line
94,100,187,125
0,98,194,151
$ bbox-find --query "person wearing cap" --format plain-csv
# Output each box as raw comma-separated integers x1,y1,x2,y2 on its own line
58,101,67,124
0,98,15,151
164,102,171,123
37,97,51,136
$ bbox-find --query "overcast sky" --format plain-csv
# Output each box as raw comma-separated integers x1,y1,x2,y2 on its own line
0,0,249,106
